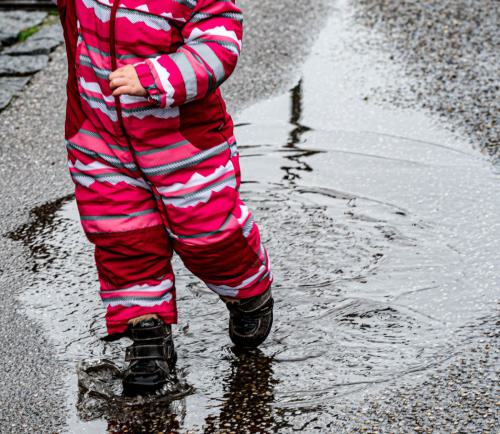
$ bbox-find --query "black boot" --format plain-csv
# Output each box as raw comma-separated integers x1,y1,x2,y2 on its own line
223,289,274,348
122,317,177,397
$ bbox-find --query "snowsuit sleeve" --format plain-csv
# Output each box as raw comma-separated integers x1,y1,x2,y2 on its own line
134,0,243,109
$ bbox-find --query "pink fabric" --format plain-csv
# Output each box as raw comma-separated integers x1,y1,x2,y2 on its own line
58,0,272,335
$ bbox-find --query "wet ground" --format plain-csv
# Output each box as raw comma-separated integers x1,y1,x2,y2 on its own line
4,0,499,432
353,0,500,162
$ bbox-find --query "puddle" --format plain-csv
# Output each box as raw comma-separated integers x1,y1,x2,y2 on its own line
8,0,499,432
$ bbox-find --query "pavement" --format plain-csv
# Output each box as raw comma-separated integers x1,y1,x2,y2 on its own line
0,10,64,110
353,0,500,162
0,0,330,432
0,0,498,432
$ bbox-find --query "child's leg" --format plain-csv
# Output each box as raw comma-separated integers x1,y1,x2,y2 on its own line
67,123,177,335
142,136,272,299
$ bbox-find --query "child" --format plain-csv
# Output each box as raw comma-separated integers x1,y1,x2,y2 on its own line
56,0,273,396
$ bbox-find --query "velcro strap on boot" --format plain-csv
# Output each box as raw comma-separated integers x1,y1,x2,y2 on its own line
129,324,170,341
125,344,168,362
225,290,274,317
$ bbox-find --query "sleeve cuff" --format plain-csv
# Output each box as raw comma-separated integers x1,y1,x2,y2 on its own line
134,62,164,107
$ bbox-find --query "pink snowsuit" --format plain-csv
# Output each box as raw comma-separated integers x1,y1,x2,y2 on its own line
56,0,272,335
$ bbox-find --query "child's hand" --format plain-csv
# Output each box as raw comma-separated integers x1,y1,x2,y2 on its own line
109,65,147,97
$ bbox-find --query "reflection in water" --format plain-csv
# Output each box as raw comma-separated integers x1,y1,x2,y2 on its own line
204,348,279,434
281,79,322,182
76,359,190,432
74,348,279,433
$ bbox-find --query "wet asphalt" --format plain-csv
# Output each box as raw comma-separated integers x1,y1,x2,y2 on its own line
353,0,500,162
0,0,330,432
0,0,499,433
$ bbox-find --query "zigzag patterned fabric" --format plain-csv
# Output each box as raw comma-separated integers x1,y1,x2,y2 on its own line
57,0,272,335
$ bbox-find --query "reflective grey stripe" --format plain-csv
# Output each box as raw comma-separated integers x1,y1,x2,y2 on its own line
79,129,129,151
80,208,158,220
189,38,240,56
66,140,137,171
171,52,198,102
135,139,189,156
175,0,197,8
190,11,243,23
103,293,171,301
142,141,228,176
102,292,173,307
116,8,171,32
189,43,225,84
161,174,236,208
71,172,150,190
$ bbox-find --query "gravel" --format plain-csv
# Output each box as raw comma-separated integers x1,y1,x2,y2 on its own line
0,76,30,109
329,317,500,433
353,0,500,162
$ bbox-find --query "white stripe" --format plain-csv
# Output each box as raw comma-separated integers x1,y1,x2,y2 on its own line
162,176,236,208
116,8,171,31
187,26,242,50
79,77,114,103
236,203,250,226
71,173,150,190
157,161,234,195
68,159,112,171
81,0,111,23
206,263,269,297
100,278,173,296
148,58,176,107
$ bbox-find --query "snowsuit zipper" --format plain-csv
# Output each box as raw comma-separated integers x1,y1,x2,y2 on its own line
109,0,173,227
109,0,148,181
109,0,129,147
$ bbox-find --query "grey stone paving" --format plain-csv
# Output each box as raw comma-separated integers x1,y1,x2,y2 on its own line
4,23,64,55
0,52,49,75
0,11,63,111
0,10,47,46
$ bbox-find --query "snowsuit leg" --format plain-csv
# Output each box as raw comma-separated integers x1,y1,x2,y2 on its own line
67,121,177,334
59,0,273,335
134,135,272,300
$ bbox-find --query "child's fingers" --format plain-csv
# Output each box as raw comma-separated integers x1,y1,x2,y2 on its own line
109,76,130,89
112,85,136,96
109,65,134,81
108,69,125,81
